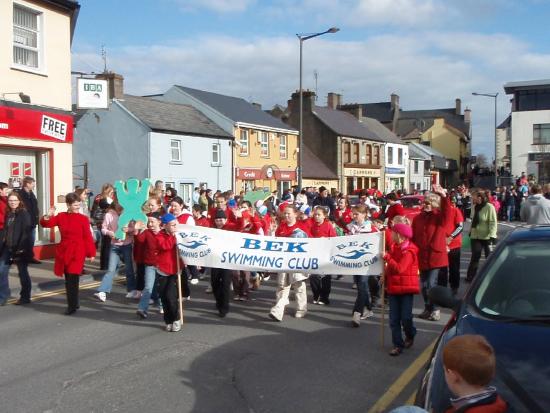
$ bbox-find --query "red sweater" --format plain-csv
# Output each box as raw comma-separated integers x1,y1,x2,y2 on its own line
177,213,194,225
385,240,420,295
386,202,405,223
446,205,464,250
0,196,7,230
134,229,160,266
275,221,311,238
155,231,180,275
445,394,509,413
309,219,336,238
334,207,352,232
208,206,236,226
195,216,210,227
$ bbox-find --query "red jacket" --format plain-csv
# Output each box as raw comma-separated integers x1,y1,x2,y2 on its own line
446,205,464,250
386,202,405,223
334,207,352,232
155,231,180,275
195,216,210,227
0,196,7,230
40,212,96,276
412,196,452,270
384,240,420,295
208,206,236,226
309,219,336,238
445,394,509,413
134,229,160,266
176,213,194,225
275,221,311,238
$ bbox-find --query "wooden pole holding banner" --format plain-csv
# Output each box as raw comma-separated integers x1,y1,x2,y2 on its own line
175,241,184,325
380,230,386,348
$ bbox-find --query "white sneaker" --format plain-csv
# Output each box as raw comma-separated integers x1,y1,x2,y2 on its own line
428,310,441,321
94,292,106,302
190,278,199,285
172,320,181,332
205,286,213,293
352,311,361,327
165,324,172,332
159,306,164,314
295,310,307,318
361,310,374,320
125,290,138,299
133,290,142,299
313,299,319,304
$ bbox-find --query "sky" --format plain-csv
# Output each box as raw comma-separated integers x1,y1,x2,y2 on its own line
71,0,550,159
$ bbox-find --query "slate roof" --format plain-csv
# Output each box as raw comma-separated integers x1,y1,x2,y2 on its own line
408,143,431,160
117,95,232,138
497,115,511,129
174,86,296,132
504,79,550,94
313,106,384,142
398,109,470,136
361,117,404,144
303,145,338,180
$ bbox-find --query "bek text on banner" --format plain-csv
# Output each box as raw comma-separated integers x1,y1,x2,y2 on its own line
176,224,383,275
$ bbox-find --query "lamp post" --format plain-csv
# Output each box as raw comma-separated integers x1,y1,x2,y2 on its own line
472,92,498,188
297,27,339,190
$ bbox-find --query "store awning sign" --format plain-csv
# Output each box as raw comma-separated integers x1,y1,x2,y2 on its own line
0,106,73,143
41,115,67,141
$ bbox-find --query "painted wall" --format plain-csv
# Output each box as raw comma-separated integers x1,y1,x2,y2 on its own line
0,0,73,110
421,118,468,177
408,158,428,191
384,142,409,192
149,131,232,196
73,102,149,194
496,127,509,169
510,110,550,178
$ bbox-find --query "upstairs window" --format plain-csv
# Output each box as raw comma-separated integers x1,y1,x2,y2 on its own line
343,141,351,163
373,146,380,166
414,160,419,173
260,131,269,157
239,130,249,155
212,143,221,165
366,144,372,164
388,146,394,164
170,140,181,162
398,148,403,165
279,134,287,159
533,123,550,145
13,5,41,69
353,142,360,164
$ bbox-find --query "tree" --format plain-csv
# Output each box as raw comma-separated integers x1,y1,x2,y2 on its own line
475,153,489,168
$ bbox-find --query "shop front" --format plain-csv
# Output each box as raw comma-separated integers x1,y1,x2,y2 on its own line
384,167,407,192
343,167,381,195
0,102,74,258
235,166,296,193
302,179,340,194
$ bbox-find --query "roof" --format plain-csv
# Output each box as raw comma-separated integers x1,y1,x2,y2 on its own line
504,79,550,94
408,143,431,160
361,117,404,144
117,95,232,138
398,109,470,136
303,145,338,179
497,115,511,129
173,86,296,132
313,106,384,142
409,142,446,159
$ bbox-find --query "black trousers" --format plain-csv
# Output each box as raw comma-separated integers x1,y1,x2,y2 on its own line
65,273,80,312
179,269,190,298
136,263,145,291
187,265,199,280
211,267,231,315
158,275,179,324
309,274,332,304
438,247,461,290
466,239,490,281
99,235,111,270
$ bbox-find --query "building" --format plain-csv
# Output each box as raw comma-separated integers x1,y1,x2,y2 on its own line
154,86,299,193
408,143,446,191
408,143,432,192
75,94,233,204
504,79,550,183
496,115,511,172
0,0,80,257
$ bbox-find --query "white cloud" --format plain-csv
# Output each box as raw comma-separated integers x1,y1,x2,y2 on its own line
172,0,254,13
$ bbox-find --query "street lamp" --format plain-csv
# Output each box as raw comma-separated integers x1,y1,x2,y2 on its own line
472,92,498,188
297,27,339,190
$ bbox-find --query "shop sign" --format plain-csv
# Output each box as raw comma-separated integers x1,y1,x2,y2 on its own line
24,162,32,176
0,106,74,143
385,167,406,175
343,167,381,177
10,162,20,177
236,168,261,179
77,78,109,109
275,170,297,180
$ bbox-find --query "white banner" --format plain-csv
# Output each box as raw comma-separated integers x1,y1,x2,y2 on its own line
176,225,383,275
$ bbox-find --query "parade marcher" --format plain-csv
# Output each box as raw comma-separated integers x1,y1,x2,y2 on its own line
383,222,419,356
385,193,405,224
18,176,40,264
232,206,260,300
438,197,464,296
466,190,497,283
347,204,378,327
309,206,336,305
520,184,550,224
40,193,96,314
94,200,138,302
269,204,310,321
0,182,9,231
90,183,115,270
334,197,353,233
171,196,198,291
312,186,336,220
0,192,33,305
155,213,181,332
192,204,210,227
504,186,516,222
412,184,451,322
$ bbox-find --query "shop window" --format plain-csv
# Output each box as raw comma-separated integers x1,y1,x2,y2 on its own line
212,143,221,165
243,180,255,192
170,140,181,163
260,132,269,157
278,180,291,194
239,130,249,156
13,4,41,70
279,134,287,159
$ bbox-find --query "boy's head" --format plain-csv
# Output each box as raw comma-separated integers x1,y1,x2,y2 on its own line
443,335,495,396
161,213,178,234
147,212,162,232
214,208,227,228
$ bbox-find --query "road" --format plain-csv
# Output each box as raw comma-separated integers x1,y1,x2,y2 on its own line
0,222,517,413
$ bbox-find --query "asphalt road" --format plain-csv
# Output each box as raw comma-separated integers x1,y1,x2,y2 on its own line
0,222,517,413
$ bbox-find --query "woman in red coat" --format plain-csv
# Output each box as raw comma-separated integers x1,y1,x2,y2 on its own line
40,192,96,315
309,206,336,305
383,223,419,356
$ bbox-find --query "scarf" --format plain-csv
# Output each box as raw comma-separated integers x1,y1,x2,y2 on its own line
471,201,487,229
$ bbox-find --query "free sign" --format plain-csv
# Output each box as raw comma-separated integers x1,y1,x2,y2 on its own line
41,115,67,141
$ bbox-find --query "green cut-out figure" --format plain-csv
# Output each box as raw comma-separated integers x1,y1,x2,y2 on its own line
114,178,151,240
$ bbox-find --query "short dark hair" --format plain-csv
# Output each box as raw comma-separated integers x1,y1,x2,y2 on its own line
65,192,79,205
386,193,397,201
0,182,8,191
170,196,185,206
22,176,35,186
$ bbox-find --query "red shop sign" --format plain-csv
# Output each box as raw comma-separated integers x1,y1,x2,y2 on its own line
275,170,296,180
236,168,261,179
0,105,74,143
24,162,32,176
10,162,20,177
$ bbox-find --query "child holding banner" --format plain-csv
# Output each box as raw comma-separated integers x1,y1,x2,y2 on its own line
309,206,336,305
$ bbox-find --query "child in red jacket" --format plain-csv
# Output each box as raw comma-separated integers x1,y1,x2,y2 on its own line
309,206,336,305
383,222,419,356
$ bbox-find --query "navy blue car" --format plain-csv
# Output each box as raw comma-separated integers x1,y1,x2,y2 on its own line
415,225,550,413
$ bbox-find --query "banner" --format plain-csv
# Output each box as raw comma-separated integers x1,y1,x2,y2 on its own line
176,225,383,275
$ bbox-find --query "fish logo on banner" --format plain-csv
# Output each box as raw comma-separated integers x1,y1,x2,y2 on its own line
177,230,212,259
330,240,379,270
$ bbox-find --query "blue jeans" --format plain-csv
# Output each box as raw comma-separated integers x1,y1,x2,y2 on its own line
420,268,440,312
388,294,416,349
507,205,515,222
138,265,157,312
0,249,31,302
98,243,136,293
353,274,371,314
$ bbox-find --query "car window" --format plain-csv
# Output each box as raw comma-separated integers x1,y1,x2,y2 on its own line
474,240,550,319
401,197,421,208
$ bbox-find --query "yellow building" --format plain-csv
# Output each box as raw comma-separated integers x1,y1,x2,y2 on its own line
0,0,80,257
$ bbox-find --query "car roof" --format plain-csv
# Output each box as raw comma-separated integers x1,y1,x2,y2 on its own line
507,225,550,242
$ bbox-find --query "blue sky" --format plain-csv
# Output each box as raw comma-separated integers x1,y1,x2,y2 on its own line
72,0,550,159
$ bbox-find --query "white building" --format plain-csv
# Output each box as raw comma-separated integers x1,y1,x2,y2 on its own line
408,143,431,192
504,79,550,183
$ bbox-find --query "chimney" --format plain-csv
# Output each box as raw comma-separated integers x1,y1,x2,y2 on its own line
95,72,124,99
327,92,342,110
464,107,471,123
390,93,400,110
287,99,293,114
251,102,262,110
455,98,462,115
355,105,362,119
291,89,316,114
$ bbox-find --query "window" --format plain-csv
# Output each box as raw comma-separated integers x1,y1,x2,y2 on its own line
533,123,550,145
366,144,372,165
398,148,403,165
239,130,249,156
352,142,360,164
179,183,193,206
278,180,291,194
387,146,393,164
212,143,221,165
373,146,380,165
517,90,550,111
260,132,269,157
170,140,181,162
414,160,419,174
279,134,287,159
343,141,351,163
13,5,41,69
